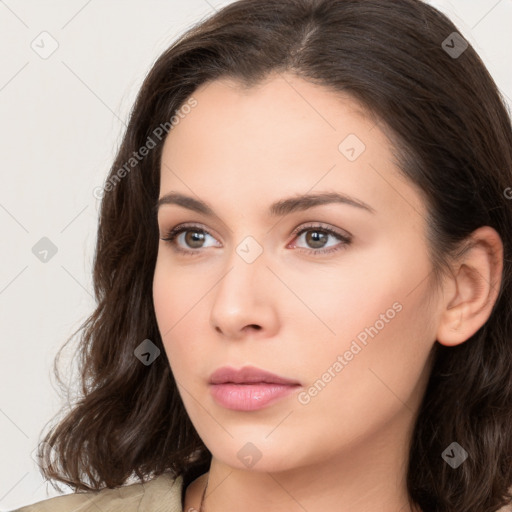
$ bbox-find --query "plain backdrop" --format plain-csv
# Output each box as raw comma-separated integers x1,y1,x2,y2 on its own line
0,0,511,509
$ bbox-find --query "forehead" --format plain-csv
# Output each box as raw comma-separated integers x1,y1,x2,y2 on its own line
158,73,426,224
162,73,375,158
167,74,373,146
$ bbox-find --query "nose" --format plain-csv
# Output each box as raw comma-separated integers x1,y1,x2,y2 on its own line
209,248,280,340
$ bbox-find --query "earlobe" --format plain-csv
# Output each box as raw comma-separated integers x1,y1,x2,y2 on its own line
436,226,503,347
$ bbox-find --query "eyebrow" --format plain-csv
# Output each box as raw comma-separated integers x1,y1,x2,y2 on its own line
155,191,375,218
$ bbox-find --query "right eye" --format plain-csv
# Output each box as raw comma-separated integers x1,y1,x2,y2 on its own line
160,223,221,255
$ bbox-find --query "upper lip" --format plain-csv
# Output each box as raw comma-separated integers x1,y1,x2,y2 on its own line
209,365,300,385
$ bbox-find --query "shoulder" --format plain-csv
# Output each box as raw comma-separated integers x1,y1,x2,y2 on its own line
11,472,184,512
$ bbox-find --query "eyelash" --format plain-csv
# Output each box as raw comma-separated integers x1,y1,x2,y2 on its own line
160,222,352,257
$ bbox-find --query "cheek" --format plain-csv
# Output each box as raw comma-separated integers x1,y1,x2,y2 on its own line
152,254,218,387
288,238,429,347
152,256,193,370
296,240,436,404
152,259,175,341
300,289,435,436
152,253,202,333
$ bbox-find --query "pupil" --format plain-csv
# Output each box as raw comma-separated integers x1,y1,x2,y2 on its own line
186,230,204,248
307,231,327,248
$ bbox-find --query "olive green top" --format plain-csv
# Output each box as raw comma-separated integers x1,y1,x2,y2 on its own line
11,472,512,511
11,473,184,512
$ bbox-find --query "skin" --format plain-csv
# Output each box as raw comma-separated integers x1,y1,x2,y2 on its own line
152,73,503,512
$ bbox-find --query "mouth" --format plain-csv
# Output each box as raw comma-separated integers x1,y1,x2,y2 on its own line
209,382,300,411
208,365,301,411
209,365,301,385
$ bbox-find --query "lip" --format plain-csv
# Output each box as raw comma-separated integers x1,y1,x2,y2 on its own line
209,365,300,385
209,365,301,411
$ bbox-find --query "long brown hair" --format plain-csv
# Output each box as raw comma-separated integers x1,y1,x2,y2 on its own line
38,1,512,510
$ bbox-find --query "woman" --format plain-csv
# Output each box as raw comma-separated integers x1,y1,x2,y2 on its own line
13,0,512,511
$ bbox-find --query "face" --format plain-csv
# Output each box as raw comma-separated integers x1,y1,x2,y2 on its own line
153,73,440,473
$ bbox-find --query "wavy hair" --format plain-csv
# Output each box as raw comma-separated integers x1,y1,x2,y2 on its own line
38,1,512,510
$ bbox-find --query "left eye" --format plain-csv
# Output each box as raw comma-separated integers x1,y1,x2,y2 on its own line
290,225,352,254
161,225,219,252
160,223,352,255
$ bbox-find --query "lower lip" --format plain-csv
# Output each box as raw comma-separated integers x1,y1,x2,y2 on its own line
209,383,300,411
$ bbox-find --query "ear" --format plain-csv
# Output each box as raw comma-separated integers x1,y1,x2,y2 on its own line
436,226,504,347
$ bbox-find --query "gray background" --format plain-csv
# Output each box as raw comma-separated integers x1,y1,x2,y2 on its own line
1,0,511,509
